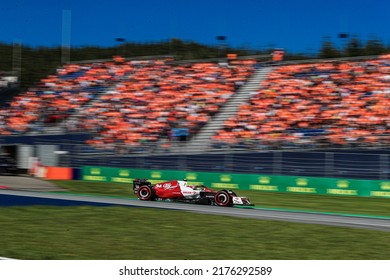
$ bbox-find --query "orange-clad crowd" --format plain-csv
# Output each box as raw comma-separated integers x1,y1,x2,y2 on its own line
68,59,256,149
0,57,256,150
212,57,390,149
0,60,123,134
1,55,389,151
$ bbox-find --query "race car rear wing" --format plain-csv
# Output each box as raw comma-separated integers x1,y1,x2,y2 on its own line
133,178,152,193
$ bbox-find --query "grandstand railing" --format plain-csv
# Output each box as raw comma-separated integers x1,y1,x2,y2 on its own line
11,136,386,180
72,148,390,180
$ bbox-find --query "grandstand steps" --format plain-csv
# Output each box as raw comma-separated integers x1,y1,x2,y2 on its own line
177,67,272,154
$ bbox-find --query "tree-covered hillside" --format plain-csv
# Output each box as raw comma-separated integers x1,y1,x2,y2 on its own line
0,37,389,91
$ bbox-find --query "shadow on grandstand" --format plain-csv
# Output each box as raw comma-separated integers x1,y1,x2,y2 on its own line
1,132,389,180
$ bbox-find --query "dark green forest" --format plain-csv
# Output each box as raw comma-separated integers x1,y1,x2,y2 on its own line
1,38,255,90
0,37,389,91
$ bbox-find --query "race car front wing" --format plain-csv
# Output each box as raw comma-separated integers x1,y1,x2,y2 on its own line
232,196,254,206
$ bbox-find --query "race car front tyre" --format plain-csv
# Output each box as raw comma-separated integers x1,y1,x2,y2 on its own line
227,190,237,197
214,190,233,207
137,185,155,201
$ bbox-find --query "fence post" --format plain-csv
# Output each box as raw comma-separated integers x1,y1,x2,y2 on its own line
135,156,141,169
379,154,389,180
224,153,233,172
178,154,187,170
325,152,334,177
273,151,282,175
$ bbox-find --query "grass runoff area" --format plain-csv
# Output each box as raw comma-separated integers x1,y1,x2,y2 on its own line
0,180,389,260
52,180,389,217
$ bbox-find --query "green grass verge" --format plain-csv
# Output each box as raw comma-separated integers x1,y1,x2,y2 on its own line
50,180,390,217
1,180,389,260
1,206,389,260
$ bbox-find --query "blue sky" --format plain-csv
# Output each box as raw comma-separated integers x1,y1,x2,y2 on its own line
0,0,389,53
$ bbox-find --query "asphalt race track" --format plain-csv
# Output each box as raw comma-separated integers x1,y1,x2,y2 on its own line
0,176,64,192
1,189,389,232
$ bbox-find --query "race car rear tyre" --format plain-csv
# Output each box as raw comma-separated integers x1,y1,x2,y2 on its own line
137,185,155,201
214,190,233,207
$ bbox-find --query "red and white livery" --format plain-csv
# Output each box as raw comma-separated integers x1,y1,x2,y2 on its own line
133,178,254,207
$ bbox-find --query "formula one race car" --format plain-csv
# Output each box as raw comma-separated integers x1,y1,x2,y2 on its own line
133,178,254,207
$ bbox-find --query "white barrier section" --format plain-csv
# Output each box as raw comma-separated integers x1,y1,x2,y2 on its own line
0,260,388,280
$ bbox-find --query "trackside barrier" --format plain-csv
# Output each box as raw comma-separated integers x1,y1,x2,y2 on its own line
81,166,390,198
72,168,82,180
45,167,73,180
32,167,81,180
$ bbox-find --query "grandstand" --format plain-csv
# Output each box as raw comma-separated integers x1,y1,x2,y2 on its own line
0,54,389,180
212,58,390,150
